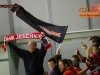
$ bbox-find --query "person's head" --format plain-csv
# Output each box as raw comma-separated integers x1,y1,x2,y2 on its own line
67,59,73,67
48,58,57,70
52,54,62,62
59,59,69,72
89,36,100,43
28,41,37,52
92,41,100,55
72,55,80,67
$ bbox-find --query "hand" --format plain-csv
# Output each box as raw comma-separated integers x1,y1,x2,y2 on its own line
14,12,16,15
86,59,92,66
41,32,45,35
4,36,6,43
4,36,8,44
75,48,80,55
56,48,61,54
81,42,87,50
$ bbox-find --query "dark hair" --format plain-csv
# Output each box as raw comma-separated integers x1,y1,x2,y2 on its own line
67,59,72,66
52,54,62,62
92,38,100,48
59,59,70,67
72,55,80,61
92,42,100,48
48,58,57,63
90,36,100,41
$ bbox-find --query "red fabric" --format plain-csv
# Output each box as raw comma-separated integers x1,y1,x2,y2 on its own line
63,67,78,75
44,43,51,50
90,73,99,75
90,53,100,65
41,37,51,50
2,32,44,51
82,57,87,63
1,44,6,51
4,32,44,41
86,61,94,71
90,53,100,75
94,73,99,75
74,67,82,71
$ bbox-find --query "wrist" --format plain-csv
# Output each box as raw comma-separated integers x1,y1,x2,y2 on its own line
77,53,81,56
85,47,88,50
41,36,45,40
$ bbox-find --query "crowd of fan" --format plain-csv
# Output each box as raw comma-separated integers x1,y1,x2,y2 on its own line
6,34,100,75
46,36,100,75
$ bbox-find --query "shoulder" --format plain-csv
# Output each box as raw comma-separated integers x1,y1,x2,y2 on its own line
74,67,82,71
64,70,77,75
65,68,78,74
55,68,61,73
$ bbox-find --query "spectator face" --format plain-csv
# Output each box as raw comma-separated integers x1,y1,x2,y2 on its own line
92,47,100,55
48,61,57,70
28,42,37,52
59,61,65,72
72,57,79,67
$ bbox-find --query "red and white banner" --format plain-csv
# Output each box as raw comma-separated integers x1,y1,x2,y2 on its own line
2,32,44,51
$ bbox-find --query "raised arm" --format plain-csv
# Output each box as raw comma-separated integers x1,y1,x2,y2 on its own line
56,48,61,54
77,67,88,75
7,42,25,58
81,42,88,51
81,42,93,59
86,46,92,59
75,49,85,62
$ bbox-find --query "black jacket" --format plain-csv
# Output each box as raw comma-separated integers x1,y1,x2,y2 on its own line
50,66,63,75
7,42,47,75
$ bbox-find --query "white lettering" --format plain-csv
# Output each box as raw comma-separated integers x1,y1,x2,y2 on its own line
31,33,34,38
5,33,44,42
5,36,15,41
26,33,30,38
21,34,26,39
33,34,38,38
39,34,43,39
18,35,22,39
5,37,10,41
16,35,19,39
39,26,61,37
10,36,15,40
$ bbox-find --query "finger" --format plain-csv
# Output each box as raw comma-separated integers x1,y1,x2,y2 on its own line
41,32,45,35
57,47,60,50
57,48,60,51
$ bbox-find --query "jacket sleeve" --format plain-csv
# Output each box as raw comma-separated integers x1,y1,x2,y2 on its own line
7,42,25,58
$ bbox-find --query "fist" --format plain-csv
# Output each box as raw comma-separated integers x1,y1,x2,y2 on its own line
56,48,61,54
4,36,6,42
75,48,80,55
81,42,87,50
4,36,9,43
14,12,16,15
41,32,45,35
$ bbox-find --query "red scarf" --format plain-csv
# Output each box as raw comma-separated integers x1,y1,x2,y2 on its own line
1,32,49,51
